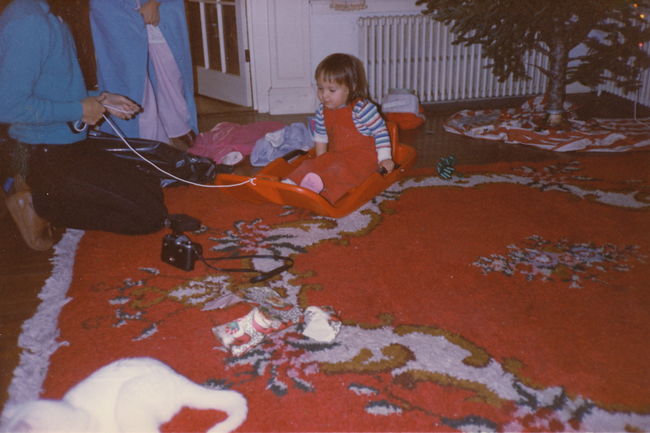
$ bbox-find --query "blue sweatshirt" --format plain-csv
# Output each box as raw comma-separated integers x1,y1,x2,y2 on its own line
0,0,86,144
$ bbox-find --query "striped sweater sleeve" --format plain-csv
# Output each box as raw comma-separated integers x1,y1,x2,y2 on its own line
312,104,328,143
352,100,392,162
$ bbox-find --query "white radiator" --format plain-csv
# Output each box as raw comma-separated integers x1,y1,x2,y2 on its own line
358,15,549,104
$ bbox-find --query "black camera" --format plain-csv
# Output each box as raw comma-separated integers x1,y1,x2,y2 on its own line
161,214,203,271
158,214,293,281
161,233,203,271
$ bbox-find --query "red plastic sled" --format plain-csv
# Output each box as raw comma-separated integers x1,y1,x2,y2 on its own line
215,123,417,218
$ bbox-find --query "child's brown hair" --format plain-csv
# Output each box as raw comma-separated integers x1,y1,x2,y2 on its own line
315,53,369,104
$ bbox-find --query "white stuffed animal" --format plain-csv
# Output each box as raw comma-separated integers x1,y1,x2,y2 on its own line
1,357,247,433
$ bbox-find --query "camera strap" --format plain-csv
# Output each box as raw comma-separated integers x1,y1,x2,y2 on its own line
162,214,293,282
198,254,294,284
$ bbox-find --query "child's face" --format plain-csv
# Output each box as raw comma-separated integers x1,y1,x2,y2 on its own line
316,76,350,110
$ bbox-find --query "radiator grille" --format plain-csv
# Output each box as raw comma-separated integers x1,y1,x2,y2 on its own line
358,15,549,103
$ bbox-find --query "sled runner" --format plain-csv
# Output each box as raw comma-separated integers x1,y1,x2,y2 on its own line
215,122,416,218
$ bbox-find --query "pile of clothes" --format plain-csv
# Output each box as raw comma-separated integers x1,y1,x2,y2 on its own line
189,120,314,167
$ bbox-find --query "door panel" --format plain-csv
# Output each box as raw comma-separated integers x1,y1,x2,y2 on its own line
187,0,252,106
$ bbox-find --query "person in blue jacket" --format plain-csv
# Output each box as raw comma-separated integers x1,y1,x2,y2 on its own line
90,0,198,150
0,0,169,250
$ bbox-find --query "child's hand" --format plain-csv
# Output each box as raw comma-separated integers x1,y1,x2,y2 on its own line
379,159,395,174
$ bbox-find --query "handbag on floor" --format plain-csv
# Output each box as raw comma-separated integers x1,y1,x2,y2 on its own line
88,129,230,187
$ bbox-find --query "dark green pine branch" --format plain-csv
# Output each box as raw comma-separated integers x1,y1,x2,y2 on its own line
416,0,650,122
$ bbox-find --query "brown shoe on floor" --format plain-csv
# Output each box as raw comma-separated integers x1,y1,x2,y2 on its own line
168,130,196,152
3,179,53,251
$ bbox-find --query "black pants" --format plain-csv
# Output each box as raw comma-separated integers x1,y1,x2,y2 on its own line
24,139,168,235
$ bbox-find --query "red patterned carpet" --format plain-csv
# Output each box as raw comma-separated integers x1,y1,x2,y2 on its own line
4,152,650,432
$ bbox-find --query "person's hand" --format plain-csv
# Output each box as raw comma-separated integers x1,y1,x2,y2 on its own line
81,97,105,125
97,92,141,120
379,158,395,174
139,0,160,26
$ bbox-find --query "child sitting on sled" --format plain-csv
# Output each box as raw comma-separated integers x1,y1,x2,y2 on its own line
284,53,395,204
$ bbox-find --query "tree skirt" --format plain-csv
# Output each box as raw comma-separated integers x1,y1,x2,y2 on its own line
444,96,650,152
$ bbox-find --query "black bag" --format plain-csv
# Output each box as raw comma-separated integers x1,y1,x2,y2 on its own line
88,129,231,187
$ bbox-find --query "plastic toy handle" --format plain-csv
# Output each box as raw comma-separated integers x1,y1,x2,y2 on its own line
282,149,308,161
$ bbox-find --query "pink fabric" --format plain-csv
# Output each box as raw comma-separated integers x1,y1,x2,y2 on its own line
147,30,191,139
139,26,192,143
139,74,168,143
189,121,285,164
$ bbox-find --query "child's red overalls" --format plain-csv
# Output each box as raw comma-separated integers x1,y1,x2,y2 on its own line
288,102,378,204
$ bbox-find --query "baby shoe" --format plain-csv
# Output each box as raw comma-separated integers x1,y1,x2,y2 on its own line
213,307,284,356
299,172,324,193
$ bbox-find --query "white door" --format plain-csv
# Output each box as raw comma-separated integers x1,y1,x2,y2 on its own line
187,0,252,106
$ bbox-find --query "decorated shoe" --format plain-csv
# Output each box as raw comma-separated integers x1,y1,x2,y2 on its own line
213,307,285,356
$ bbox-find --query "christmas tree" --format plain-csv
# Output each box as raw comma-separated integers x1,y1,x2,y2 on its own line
416,0,650,125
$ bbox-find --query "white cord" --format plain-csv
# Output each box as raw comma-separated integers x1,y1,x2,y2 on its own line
102,114,254,189
102,103,136,115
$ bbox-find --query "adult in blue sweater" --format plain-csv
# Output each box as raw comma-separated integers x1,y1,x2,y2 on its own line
0,0,169,250
90,0,198,149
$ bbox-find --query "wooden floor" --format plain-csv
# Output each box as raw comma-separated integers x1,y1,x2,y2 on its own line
0,92,647,413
